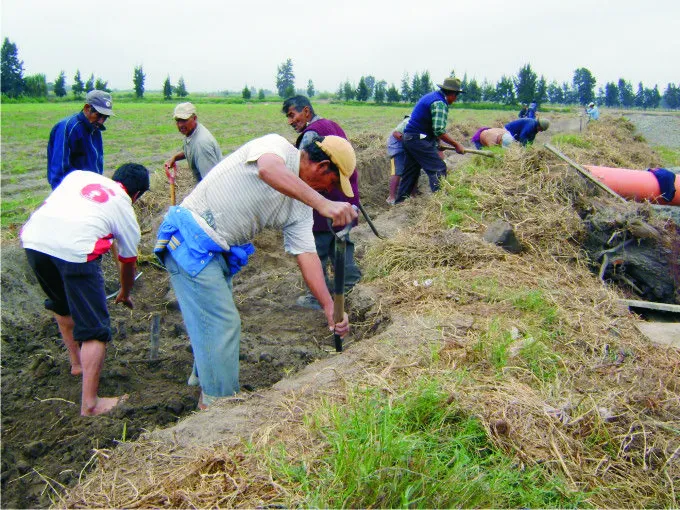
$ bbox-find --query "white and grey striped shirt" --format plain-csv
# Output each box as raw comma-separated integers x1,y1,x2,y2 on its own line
181,134,316,255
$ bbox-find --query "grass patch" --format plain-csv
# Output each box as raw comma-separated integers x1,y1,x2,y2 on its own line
653,145,680,167
270,380,586,508
551,133,592,148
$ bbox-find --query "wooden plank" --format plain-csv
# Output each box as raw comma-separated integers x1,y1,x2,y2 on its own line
543,143,628,203
618,299,680,313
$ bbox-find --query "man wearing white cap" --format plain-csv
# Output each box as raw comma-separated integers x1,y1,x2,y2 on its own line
155,133,358,409
164,102,222,183
47,90,114,189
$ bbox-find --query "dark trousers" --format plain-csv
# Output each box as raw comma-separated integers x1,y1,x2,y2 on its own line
396,134,447,203
314,231,361,293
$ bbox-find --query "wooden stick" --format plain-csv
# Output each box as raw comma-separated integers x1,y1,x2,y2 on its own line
439,145,495,158
149,314,160,361
544,143,628,203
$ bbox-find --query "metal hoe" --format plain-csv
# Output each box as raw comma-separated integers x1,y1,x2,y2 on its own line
328,203,383,352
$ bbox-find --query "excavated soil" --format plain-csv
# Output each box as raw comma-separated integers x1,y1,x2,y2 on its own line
1,112,678,508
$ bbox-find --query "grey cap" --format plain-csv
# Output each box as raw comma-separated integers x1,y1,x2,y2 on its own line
86,90,114,116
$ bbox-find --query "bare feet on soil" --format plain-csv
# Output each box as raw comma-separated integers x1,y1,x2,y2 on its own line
81,394,129,417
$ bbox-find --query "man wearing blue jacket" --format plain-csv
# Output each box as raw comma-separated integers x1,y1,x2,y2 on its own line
504,118,550,146
47,90,114,189
395,77,465,203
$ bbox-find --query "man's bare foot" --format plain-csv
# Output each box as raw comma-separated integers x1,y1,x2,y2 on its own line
81,394,129,416
71,364,83,376
197,392,208,410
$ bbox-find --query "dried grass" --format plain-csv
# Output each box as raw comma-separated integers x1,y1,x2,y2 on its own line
59,117,679,509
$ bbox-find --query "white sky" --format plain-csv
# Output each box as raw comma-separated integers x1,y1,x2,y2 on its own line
2,0,678,94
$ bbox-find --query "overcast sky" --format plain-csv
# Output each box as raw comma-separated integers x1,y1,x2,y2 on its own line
2,0,678,94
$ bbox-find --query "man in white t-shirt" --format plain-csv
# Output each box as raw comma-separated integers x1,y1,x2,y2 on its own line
155,133,358,408
21,164,150,416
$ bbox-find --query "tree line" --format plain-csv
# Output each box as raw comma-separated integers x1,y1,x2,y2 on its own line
3,38,679,110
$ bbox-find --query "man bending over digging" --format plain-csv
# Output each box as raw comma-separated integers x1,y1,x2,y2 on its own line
21,164,150,416
155,133,358,409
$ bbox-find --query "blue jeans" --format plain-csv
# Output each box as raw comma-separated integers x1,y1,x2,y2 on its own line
164,252,241,401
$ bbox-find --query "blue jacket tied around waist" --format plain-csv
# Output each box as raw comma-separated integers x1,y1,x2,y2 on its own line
155,206,254,276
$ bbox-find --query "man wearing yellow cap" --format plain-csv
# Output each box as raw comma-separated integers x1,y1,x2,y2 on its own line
154,133,358,408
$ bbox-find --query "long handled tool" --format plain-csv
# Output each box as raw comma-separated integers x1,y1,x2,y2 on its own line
331,223,351,352
165,163,177,205
438,145,496,158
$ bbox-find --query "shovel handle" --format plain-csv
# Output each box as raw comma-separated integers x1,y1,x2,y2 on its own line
170,182,176,206
333,293,344,352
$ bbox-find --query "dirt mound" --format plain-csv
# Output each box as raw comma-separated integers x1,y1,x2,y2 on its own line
2,114,678,508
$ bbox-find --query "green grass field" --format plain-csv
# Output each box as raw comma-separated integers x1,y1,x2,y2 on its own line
0,101,512,234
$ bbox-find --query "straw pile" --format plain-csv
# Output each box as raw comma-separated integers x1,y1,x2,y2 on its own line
60,116,679,508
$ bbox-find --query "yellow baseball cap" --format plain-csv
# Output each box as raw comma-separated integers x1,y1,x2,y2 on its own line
315,136,355,198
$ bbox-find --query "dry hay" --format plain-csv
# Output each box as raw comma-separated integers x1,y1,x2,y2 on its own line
59,119,679,508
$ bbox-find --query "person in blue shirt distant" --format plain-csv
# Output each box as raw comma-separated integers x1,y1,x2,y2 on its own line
586,102,600,121
47,90,114,189
504,118,550,146
526,101,538,119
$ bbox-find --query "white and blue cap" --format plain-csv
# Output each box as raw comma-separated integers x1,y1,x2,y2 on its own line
86,90,114,116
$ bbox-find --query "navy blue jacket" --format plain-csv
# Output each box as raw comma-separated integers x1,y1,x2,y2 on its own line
47,111,104,189
405,90,446,138
504,118,540,146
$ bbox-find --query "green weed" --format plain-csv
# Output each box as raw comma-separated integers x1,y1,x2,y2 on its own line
551,133,592,148
269,380,587,508
653,145,680,167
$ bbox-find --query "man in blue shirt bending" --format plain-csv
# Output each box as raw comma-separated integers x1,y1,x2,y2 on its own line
47,90,114,189
504,118,550,146
395,77,466,203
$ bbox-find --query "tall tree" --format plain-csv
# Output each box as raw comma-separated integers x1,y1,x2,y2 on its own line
258,89,265,100
465,78,481,102
604,82,619,107
634,82,645,108
420,71,433,96
54,71,67,97
644,85,661,109
572,67,596,105
662,83,680,109
85,73,95,93
163,76,173,100
276,58,295,98
410,72,421,102
386,83,400,103
343,80,355,101
356,76,369,101
400,72,411,102
176,76,188,97
94,78,110,92
364,75,375,99
242,85,251,100
306,79,315,97
514,64,537,105
547,81,564,104
24,74,47,98
535,76,548,105
495,75,515,105
481,79,496,102
374,80,387,104
133,65,145,98
72,69,84,99
1,37,24,97
617,78,635,107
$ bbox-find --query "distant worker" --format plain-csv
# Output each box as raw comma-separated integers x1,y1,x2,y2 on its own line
504,117,550,146
21,164,150,416
386,115,410,205
395,77,466,203
526,101,538,119
586,102,600,121
282,95,361,310
47,90,114,190
154,133,357,408
164,102,222,184
518,104,529,118
470,127,515,149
